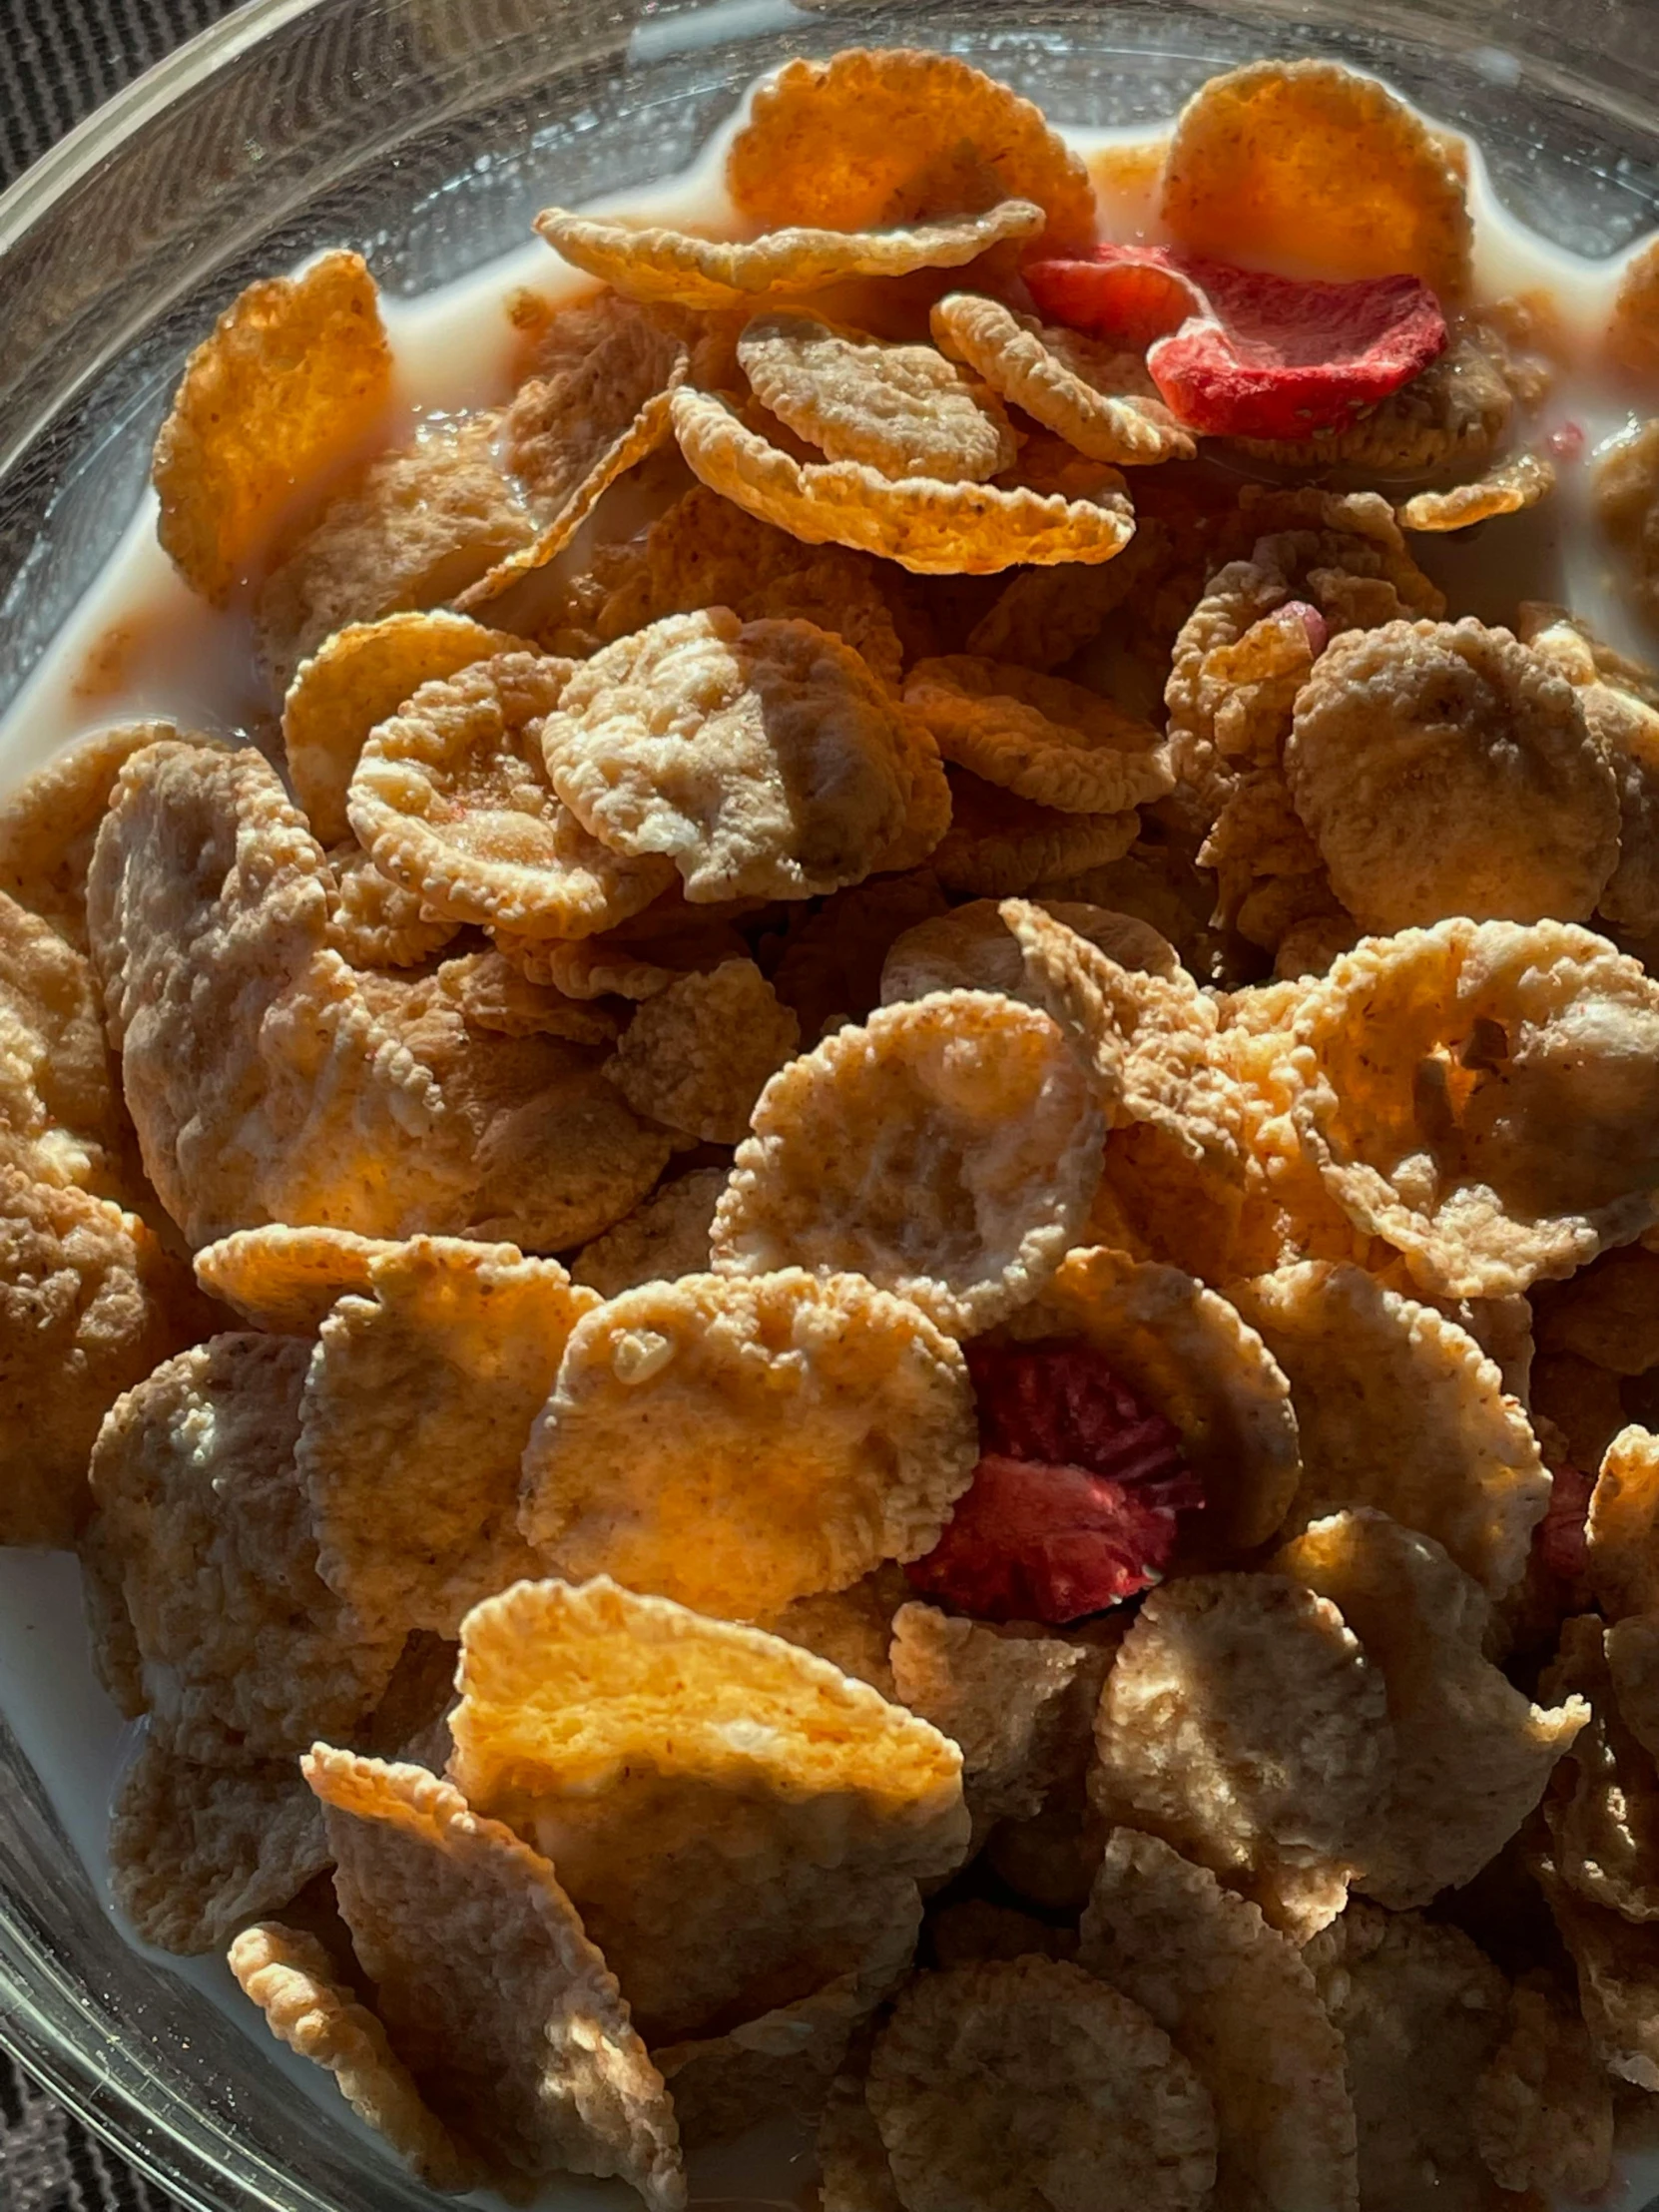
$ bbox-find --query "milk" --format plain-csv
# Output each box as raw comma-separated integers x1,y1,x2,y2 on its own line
1,60,1655,2212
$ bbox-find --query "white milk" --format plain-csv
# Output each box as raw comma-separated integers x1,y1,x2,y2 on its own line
2,60,1658,2212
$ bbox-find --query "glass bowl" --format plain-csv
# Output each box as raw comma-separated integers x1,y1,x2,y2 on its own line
2,2,1659,2207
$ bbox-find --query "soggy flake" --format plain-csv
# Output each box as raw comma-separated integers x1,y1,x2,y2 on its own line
154,252,393,604
931,293,1195,466
711,991,1105,1338
889,1603,1095,1846
880,899,1176,1009
324,841,459,969
85,1334,401,1761
1232,1262,1549,1597
254,414,535,698
902,658,1171,815
0,1173,212,1548
348,650,680,937
283,610,522,846
297,1237,596,1640
1284,619,1617,930
866,1957,1217,2212
1290,920,1659,1298
230,1921,472,2191
567,1169,723,1300
0,888,134,1202
932,770,1138,896
608,960,799,1143
542,610,914,903
671,389,1135,577
536,202,1043,311
450,1576,968,2041
739,311,1018,484
1303,1903,1509,2212
111,1736,328,1954
0,722,179,951
1275,1510,1586,1908
1473,1969,1614,2198
727,50,1095,247
520,1270,976,1617
306,1747,684,2208
1091,1573,1391,1940
1080,1829,1360,2212
192,1223,397,1335
1158,60,1471,299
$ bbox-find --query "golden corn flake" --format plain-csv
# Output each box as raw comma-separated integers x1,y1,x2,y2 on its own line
1302,1903,1508,2212
671,388,1134,577
254,413,534,697
1284,618,1618,931
154,251,393,604
903,657,1171,815
86,1333,401,1761
297,1237,595,1640
1080,1829,1360,2212
111,1735,329,1955
932,770,1137,896
739,311,1019,484
283,610,521,846
1091,1573,1390,1940
607,959,800,1144
0,721,178,951
1231,1261,1549,1597
192,1224,396,1334
1290,919,1659,1298
450,1576,967,2039
324,841,459,969
348,650,679,937
1007,1245,1300,1556
711,991,1105,1337
1471,1970,1614,2200
1159,59,1471,298
866,1957,1217,2212
1397,450,1555,534
729,48,1095,244
1587,1422,1659,1619
229,1921,472,2193
0,888,133,1203
570,1168,726,1299
880,899,1176,1008
542,610,913,903
0,1172,213,1548
306,1747,684,2207
520,1270,976,1616
889,1603,1096,1846
930,293,1195,466
1275,1508,1586,1908
535,201,1042,311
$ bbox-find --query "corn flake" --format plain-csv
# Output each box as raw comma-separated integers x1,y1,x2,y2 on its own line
85,1333,401,1761
1080,1829,1360,2212
536,201,1042,312
0,721,179,951
154,252,393,605
756,1563,911,1701
570,1168,726,1299
1275,1508,1587,1908
1235,317,1517,475
306,1747,684,2207
1587,1422,1659,1618
450,1576,967,2040
1091,1572,1390,1940
0,888,135,1203
1231,1261,1549,1597
229,1921,472,2192
1397,450,1555,534
1540,1611,1659,1926
902,657,1171,816
671,388,1135,577
1159,60,1471,299
1292,920,1659,1298
520,1270,976,1616
739,311,1018,484
607,959,800,1144
324,841,459,969
1472,1969,1614,2199
866,1956,1217,2212
192,1223,396,1334
727,50,1096,248
880,898,1176,1008
931,770,1137,897
711,990,1105,1337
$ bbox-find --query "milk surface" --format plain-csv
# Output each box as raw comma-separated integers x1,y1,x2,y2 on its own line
2,61,1657,2212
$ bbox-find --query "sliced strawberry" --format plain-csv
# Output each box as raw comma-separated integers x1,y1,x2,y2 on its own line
1024,244,1446,441
1534,1460,1593,1585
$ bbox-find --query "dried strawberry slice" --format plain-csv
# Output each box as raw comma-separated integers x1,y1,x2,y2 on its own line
1024,244,1446,441
905,1341,1204,1624
1534,1460,1593,1585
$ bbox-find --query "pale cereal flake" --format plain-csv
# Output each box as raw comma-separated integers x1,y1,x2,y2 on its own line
0,722,178,951
1472,1972,1613,2199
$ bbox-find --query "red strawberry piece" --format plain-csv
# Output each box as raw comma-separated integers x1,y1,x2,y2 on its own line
1024,244,1446,441
1534,1460,1593,1585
